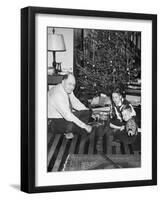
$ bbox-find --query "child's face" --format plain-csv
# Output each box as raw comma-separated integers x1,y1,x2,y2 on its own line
112,93,122,106
122,110,132,121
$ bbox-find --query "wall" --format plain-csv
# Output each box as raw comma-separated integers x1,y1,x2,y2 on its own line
0,0,160,200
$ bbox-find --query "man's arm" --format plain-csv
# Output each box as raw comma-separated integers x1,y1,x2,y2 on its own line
53,94,88,130
70,92,88,111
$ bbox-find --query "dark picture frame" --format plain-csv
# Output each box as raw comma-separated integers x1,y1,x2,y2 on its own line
21,6,157,193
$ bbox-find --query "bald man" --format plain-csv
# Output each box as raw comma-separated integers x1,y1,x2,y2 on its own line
48,73,93,139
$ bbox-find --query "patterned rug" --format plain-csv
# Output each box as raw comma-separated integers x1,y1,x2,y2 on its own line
63,154,141,171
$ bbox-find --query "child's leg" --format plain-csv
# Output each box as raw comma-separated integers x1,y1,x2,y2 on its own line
95,123,112,153
117,130,137,144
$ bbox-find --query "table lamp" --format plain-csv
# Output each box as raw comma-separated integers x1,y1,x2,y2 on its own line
48,28,66,74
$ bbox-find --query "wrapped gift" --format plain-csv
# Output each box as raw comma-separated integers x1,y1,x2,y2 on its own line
91,94,111,107
99,93,111,106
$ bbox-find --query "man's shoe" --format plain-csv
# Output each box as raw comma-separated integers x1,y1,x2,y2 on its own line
64,132,74,139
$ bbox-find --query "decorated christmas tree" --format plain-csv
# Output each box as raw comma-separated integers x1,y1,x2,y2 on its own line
74,29,141,105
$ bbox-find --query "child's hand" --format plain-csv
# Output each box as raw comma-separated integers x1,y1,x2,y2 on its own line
128,130,135,136
120,126,125,131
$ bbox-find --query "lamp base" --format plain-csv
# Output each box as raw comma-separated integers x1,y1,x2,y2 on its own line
52,62,62,74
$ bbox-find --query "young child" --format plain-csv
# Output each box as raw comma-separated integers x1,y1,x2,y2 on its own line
119,104,138,143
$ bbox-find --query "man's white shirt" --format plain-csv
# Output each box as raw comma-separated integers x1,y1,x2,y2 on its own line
48,84,88,129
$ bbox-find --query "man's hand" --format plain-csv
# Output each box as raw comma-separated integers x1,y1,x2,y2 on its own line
120,125,125,131
84,124,92,133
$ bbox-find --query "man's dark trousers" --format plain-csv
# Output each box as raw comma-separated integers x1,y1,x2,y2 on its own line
49,110,92,135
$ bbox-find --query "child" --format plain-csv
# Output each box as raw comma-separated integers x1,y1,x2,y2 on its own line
96,87,137,152
118,104,138,144
109,87,136,133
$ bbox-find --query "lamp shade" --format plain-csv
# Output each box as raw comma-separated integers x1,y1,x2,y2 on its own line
48,34,66,52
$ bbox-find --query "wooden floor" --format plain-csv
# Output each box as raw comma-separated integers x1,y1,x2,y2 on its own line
47,131,141,172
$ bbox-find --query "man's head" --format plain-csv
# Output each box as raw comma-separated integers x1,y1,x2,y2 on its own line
121,105,133,121
62,73,76,94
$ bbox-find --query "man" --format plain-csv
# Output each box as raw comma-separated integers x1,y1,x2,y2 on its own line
48,73,93,139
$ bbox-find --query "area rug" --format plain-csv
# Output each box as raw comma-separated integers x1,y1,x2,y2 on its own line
63,154,141,171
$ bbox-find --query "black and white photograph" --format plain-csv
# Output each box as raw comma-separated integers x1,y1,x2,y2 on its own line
47,27,141,172
21,7,157,193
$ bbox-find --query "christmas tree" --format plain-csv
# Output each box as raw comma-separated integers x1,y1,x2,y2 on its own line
74,29,141,105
